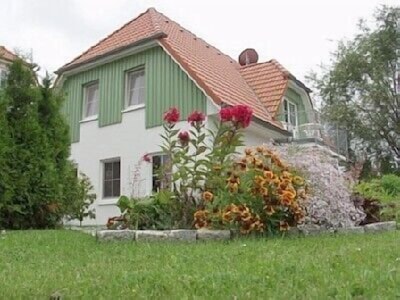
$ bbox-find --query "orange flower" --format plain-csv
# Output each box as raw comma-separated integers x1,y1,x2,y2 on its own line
279,221,290,231
263,170,274,180
294,210,305,224
228,182,239,193
272,175,281,186
202,191,214,202
254,175,266,187
264,205,275,216
279,179,291,190
254,158,264,169
222,210,233,223
280,190,296,206
256,146,264,153
245,148,253,156
194,210,210,229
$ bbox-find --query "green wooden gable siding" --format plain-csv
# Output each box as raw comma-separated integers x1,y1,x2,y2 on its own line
62,46,206,143
277,87,308,125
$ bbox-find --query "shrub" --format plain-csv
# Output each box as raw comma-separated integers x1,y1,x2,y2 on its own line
355,174,400,223
64,172,96,226
194,146,307,234
107,191,180,230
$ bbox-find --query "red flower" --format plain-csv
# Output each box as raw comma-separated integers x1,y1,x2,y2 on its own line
187,110,205,126
231,105,253,128
219,107,233,122
142,154,151,163
178,131,190,145
163,107,180,124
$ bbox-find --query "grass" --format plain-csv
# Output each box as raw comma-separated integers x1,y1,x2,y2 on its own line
0,230,399,299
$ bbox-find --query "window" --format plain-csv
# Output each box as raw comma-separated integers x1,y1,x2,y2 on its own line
103,159,120,198
83,82,99,119
126,69,145,108
152,154,171,192
0,68,7,88
283,99,298,127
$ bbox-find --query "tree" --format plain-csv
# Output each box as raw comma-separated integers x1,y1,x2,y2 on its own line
0,59,95,228
0,88,13,223
309,6,400,170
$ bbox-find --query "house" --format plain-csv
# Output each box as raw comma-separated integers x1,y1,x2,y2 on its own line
0,46,18,88
56,8,339,225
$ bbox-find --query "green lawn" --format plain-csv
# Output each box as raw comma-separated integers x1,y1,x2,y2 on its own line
0,230,399,299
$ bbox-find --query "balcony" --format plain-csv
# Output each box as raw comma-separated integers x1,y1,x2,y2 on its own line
275,110,349,159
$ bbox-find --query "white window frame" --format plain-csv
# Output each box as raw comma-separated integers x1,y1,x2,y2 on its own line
82,81,99,120
151,153,171,193
283,98,298,127
102,158,121,199
124,68,145,111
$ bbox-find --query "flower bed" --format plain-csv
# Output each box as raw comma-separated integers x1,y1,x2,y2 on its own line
106,105,312,235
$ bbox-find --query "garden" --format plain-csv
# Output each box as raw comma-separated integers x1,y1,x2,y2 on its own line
103,104,399,239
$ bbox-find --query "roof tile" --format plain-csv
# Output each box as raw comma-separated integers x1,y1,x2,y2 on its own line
239,60,290,116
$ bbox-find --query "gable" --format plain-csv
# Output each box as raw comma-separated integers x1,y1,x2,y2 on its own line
62,46,206,143
277,87,309,124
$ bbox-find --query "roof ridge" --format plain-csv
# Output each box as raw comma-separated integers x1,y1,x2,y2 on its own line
269,59,290,77
63,8,164,69
147,7,163,33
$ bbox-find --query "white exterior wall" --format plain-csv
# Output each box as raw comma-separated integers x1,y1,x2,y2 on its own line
71,105,287,225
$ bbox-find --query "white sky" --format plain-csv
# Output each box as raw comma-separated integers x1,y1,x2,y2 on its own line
1,0,398,82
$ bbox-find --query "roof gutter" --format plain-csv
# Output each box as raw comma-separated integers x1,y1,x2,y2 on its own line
55,31,167,75
288,74,312,94
252,116,291,137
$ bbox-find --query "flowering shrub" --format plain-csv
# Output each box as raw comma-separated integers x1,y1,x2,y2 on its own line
159,105,307,233
194,146,307,234
111,104,308,234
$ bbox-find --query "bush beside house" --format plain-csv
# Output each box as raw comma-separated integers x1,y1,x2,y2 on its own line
355,174,400,224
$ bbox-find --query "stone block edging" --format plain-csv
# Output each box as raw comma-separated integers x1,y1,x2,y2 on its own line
97,229,232,242
96,221,398,242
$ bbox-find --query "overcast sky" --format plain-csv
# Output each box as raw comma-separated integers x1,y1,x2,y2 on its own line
1,0,398,82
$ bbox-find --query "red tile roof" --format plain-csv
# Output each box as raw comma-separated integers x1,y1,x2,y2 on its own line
0,46,18,62
239,60,290,116
58,8,289,130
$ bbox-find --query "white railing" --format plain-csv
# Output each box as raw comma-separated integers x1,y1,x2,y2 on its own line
277,110,348,158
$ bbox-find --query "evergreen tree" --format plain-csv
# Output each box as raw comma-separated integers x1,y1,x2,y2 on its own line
0,60,94,229
0,86,14,228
